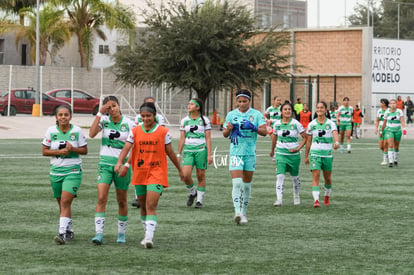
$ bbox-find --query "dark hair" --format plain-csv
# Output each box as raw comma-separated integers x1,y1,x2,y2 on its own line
273,95,280,100
190,98,206,126
236,89,251,99
343,97,349,101
313,101,331,119
280,102,293,119
140,102,157,115
380,98,389,107
103,95,119,105
55,105,72,125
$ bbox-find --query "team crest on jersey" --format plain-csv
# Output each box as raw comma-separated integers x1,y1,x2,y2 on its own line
121,124,127,132
290,125,295,130
70,133,76,141
249,115,254,122
325,124,331,130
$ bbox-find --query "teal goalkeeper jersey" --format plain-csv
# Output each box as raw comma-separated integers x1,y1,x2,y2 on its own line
224,108,266,156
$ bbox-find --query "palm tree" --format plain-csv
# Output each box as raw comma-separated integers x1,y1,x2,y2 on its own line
0,0,46,25
8,5,71,65
49,0,136,69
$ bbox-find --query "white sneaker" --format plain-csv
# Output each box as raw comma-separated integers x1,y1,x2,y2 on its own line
380,160,388,165
293,196,301,205
240,215,248,224
273,200,283,207
233,214,241,225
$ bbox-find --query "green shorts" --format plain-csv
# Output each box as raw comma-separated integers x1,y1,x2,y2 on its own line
229,155,256,172
275,153,300,176
339,124,352,131
309,155,333,171
135,184,164,196
379,130,387,141
50,172,82,198
96,164,131,190
182,146,207,170
385,130,402,142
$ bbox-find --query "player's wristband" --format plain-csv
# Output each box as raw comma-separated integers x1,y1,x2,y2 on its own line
96,112,102,118
123,162,130,168
334,141,339,145
176,154,181,157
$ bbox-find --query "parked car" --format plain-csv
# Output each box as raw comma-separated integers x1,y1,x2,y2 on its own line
46,89,100,115
0,88,70,116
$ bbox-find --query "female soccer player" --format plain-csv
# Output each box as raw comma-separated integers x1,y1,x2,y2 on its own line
336,97,353,153
265,95,282,131
89,96,136,245
223,89,267,225
375,99,389,165
352,105,364,139
305,101,339,208
115,102,183,248
42,105,88,244
269,102,307,206
132,96,166,208
177,98,212,208
380,99,406,167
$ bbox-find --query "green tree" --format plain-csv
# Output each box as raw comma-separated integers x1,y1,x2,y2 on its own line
349,0,414,39
49,0,136,69
0,0,47,25
113,0,294,105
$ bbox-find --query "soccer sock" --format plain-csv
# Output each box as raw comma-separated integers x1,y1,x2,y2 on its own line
67,219,73,232
357,128,361,137
347,143,351,151
232,178,243,215
59,217,71,234
144,215,157,241
117,215,128,235
141,215,146,231
186,183,196,195
383,152,388,162
276,174,285,201
94,212,105,234
388,149,394,163
395,150,399,162
340,143,344,150
312,186,320,202
241,182,251,214
196,186,206,203
292,176,301,197
324,184,332,197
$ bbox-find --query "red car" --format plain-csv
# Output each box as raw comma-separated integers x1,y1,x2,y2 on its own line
47,89,100,115
0,88,70,116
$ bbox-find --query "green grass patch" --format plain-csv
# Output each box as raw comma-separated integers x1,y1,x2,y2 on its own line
0,137,413,274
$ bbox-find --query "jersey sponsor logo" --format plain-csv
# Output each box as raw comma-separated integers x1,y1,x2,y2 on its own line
137,159,144,167
189,125,198,133
390,116,397,120
58,141,66,149
109,130,120,140
149,161,161,167
282,130,290,137
318,130,326,137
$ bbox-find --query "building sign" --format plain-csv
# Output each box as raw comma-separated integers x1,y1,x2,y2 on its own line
372,39,414,93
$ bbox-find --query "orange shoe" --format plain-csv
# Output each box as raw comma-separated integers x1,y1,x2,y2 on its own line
313,200,320,208
324,196,330,206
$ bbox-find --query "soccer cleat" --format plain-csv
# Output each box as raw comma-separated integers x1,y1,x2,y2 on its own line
347,149,351,154
240,215,248,225
117,233,126,244
324,196,330,206
54,233,66,245
394,161,398,166
233,214,241,225
273,200,283,207
380,161,388,166
92,233,104,245
131,198,140,208
293,196,301,205
143,239,153,249
195,201,203,209
66,230,74,241
140,239,145,246
186,193,197,207
313,200,320,208
389,163,393,168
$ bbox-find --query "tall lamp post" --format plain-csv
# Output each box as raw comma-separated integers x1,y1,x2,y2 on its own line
33,0,41,116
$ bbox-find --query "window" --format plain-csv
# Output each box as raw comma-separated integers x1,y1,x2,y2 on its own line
0,39,4,65
99,45,110,55
74,91,89,99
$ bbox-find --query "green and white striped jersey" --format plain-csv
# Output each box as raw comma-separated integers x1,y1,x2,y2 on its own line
384,109,404,132
306,118,337,158
377,108,388,128
180,115,211,151
337,105,353,125
265,105,281,123
99,115,136,166
135,114,165,126
273,118,305,156
42,124,87,176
